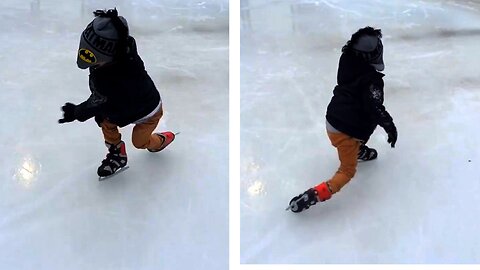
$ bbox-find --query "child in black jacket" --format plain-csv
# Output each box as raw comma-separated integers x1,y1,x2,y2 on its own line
288,26,397,213
59,9,175,178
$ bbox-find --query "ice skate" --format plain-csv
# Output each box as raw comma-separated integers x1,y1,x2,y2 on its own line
98,141,128,178
287,182,333,213
286,188,319,213
148,131,176,152
358,144,377,161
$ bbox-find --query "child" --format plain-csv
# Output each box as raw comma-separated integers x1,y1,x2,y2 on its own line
59,9,175,178
287,26,397,213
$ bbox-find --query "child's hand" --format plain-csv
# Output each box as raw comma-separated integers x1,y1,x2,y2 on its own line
386,125,397,148
58,103,77,124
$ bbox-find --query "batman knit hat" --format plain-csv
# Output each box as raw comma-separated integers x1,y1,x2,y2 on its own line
351,34,384,71
77,9,128,69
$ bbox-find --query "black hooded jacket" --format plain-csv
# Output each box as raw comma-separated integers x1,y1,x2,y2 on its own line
74,36,160,127
325,52,394,142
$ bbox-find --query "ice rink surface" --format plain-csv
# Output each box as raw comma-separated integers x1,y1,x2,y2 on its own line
0,0,228,269
241,0,480,264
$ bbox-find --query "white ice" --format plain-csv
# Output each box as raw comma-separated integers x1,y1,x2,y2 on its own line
241,0,480,264
0,0,228,269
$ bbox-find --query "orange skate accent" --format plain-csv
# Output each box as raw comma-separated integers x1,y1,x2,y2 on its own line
314,182,332,202
148,131,175,152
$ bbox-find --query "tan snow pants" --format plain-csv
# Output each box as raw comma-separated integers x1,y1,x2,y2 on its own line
326,131,362,194
101,107,164,150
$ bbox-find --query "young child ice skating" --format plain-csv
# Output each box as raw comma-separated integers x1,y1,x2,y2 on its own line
287,26,397,213
59,9,175,178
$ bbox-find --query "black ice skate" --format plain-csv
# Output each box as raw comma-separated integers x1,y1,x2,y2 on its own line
286,188,319,213
98,141,128,179
358,144,377,161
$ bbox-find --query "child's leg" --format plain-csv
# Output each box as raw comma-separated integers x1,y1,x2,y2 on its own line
131,107,164,149
322,131,361,194
101,119,122,145
288,131,361,212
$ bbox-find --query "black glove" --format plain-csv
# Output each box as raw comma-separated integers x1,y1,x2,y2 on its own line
58,103,77,124
383,123,397,148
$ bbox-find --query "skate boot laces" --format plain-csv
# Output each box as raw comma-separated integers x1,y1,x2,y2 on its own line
98,141,127,177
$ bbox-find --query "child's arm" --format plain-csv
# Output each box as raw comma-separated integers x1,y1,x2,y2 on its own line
74,92,107,121
58,92,107,124
365,78,397,147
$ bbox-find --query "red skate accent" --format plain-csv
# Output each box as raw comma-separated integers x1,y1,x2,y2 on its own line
314,182,332,202
119,141,127,156
148,131,175,152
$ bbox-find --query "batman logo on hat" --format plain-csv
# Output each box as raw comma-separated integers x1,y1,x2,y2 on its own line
78,48,97,64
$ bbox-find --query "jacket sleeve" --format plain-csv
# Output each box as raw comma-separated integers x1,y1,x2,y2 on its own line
364,77,395,131
74,91,107,122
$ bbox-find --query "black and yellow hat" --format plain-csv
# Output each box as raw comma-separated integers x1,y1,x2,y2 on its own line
77,9,128,69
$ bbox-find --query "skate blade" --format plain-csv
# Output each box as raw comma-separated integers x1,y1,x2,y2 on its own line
98,166,129,181
285,205,292,211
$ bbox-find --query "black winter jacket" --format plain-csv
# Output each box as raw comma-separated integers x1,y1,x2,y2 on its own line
74,36,160,127
326,52,394,142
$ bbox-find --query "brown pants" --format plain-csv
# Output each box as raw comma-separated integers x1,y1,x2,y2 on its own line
101,107,164,150
326,131,361,194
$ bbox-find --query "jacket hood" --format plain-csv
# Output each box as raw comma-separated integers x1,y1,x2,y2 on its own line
336,52,382,85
